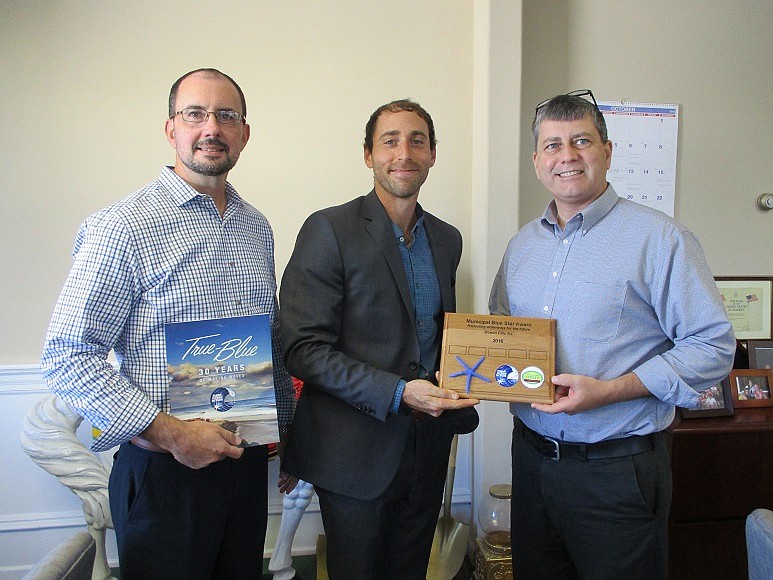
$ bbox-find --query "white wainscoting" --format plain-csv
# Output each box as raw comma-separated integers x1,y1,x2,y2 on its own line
0,365,472,578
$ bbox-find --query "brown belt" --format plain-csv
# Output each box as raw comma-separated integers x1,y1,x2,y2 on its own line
130,436,171,453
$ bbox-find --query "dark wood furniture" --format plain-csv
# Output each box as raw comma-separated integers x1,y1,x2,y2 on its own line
668,407,773,580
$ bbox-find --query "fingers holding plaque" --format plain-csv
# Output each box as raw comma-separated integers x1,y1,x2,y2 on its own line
440,313,556,403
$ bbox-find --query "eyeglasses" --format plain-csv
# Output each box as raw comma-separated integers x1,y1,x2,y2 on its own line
535,89,598,113
173,108,245,125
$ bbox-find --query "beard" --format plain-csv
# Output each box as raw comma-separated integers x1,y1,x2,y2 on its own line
181,138,237,177
373,163,430,198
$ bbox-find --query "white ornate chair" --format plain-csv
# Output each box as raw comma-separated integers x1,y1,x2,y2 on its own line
20,395,113,580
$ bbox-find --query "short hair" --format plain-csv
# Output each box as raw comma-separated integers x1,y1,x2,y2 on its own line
364,99,436,152
532,94,607,150
168,68,247,119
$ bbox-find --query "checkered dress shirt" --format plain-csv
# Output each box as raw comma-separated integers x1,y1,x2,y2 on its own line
41,167,294,451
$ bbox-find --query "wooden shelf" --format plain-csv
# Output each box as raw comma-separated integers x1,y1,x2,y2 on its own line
670,406,773,434
668,407,773,579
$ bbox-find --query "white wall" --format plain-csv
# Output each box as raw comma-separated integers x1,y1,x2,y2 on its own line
469,0,524,532
520,0,773,276
1,0,475,362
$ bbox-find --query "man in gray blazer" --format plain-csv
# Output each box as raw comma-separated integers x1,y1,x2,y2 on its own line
280,99,479,580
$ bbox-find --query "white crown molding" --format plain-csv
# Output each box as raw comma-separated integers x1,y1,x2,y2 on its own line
0,364,47,394
0,510,86,532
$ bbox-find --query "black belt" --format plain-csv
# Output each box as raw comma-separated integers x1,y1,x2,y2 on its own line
519,422,656,461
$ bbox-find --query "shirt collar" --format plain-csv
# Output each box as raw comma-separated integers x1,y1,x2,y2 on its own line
391,204,426,240
540,184,619,234
158,166,242,211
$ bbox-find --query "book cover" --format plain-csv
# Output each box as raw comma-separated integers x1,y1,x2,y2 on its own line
164,314,279,446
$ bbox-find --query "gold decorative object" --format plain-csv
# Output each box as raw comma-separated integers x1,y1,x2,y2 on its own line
474,484,513,580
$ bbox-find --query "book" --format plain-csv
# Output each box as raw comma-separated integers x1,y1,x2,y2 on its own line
439,313,556,403
164,314,279,446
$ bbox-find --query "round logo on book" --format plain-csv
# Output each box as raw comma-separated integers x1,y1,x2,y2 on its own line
521,367,545,389
210,386,236,412
495,364,519,387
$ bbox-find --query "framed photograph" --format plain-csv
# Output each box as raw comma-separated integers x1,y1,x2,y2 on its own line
715,277,773,340
682,377,734,418
729,369,773,408
747,340,773,369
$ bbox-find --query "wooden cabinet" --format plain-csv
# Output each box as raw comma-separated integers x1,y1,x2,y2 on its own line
668,408,773,580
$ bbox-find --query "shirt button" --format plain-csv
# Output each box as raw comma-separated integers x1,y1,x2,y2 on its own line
229,261,235,267
563,239,568,245
552,271,557,277
399,236,405,243
543,306,549,312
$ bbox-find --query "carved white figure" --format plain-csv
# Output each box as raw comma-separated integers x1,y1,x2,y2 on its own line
268,479,315,579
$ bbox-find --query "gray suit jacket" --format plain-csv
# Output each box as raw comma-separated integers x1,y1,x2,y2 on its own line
280,190,477,500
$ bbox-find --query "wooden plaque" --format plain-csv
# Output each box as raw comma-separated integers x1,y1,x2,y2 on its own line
439,313,556,403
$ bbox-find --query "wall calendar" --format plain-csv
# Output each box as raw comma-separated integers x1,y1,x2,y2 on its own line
598,101,679,217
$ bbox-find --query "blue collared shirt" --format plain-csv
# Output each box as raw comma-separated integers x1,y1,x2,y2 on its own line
390,211,441,412
41,167,295,451
489,185,735,443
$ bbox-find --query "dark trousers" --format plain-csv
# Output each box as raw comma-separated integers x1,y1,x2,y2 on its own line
510,418,672,580
315,420,453,580
109,442,268,580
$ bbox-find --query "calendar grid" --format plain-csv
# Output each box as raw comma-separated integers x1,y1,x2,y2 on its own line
599,101,679,217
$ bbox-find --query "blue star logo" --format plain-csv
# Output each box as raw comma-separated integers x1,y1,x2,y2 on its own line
449,355,491,393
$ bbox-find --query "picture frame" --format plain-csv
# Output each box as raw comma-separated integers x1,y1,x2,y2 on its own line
729,369,773,408
715,277,773,340
747,340,773,370
681,377,734,418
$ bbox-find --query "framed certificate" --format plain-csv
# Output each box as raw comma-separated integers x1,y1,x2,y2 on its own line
715,277,773,340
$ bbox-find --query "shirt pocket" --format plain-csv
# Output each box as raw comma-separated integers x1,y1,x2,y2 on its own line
570,281,626,343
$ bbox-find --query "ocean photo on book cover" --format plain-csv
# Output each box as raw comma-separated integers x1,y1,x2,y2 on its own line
165,314,279,446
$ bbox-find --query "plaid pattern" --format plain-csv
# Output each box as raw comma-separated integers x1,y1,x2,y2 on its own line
42,167,294,451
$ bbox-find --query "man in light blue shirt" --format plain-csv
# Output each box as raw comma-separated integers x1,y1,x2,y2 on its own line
489,90,734,580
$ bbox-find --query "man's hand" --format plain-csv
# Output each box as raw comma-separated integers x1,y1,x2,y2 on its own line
141,413,244,469
402,379,479,417
532,372,651,415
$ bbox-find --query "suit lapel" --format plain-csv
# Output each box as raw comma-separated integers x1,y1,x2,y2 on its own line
362,191,416,322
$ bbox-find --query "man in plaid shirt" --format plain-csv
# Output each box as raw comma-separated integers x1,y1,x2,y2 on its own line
42,68,295,579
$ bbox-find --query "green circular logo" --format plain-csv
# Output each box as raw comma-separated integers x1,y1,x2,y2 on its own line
521,366,545,389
